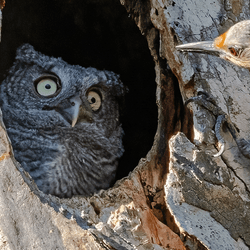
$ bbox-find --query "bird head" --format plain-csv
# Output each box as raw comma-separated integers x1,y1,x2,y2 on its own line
1,44,127,134
176,20,250,68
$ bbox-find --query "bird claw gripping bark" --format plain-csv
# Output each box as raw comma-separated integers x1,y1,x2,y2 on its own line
185,91,250,159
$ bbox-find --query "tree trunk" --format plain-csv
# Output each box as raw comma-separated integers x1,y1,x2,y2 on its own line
0,0,249,249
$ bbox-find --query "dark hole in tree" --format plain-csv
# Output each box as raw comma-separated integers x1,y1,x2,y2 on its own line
0,0,157,182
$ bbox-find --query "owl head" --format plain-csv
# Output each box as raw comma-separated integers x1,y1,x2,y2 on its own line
1,44,127,131
0,44,127,198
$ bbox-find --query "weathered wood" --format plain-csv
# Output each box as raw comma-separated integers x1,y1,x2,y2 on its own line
1,0,250,249
148,0,250,249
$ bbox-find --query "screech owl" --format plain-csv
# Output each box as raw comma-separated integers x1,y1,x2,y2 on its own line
0,44,127,198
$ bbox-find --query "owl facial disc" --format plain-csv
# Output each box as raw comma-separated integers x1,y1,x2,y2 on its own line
42,89,102,127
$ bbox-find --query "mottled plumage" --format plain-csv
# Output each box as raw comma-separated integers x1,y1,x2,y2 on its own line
0,44,126,198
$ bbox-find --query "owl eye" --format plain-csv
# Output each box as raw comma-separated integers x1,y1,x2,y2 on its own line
34,74,61,97
87,91,102,111
36,79,58,96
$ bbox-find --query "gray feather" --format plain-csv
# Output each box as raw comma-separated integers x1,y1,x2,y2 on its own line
0,44,126,198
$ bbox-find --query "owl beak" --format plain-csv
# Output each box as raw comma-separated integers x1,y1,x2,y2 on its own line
56,96,81,127
71,98,81,127
66,96,93,127
72,118,78,127
54,95,92,127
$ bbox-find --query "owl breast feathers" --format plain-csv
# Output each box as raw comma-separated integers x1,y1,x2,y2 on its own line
0,44,127,198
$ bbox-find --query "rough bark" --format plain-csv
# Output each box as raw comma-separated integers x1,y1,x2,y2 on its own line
0,0,250,249
149,0,250,248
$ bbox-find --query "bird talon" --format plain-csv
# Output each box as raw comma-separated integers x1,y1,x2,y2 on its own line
213,143,225,157
186,93,228,157
185,96,197,106
185,91,210,106
213,114,227,157
196,90,218,105
197,90,210,98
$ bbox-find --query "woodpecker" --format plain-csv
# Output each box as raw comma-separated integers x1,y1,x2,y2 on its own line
176,20,250,159
176,20,250,68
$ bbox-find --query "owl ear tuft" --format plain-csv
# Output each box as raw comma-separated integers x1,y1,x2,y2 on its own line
104,71,129,97
15,43,54,68
15,44,40,63
112,80,129,97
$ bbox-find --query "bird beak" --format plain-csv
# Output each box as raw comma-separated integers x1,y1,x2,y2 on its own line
176,41,221,56
55,96,92,127
70,96,81,127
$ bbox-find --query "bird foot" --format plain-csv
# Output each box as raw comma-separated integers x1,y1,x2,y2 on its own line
185,91,225,117
185,91,250,158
